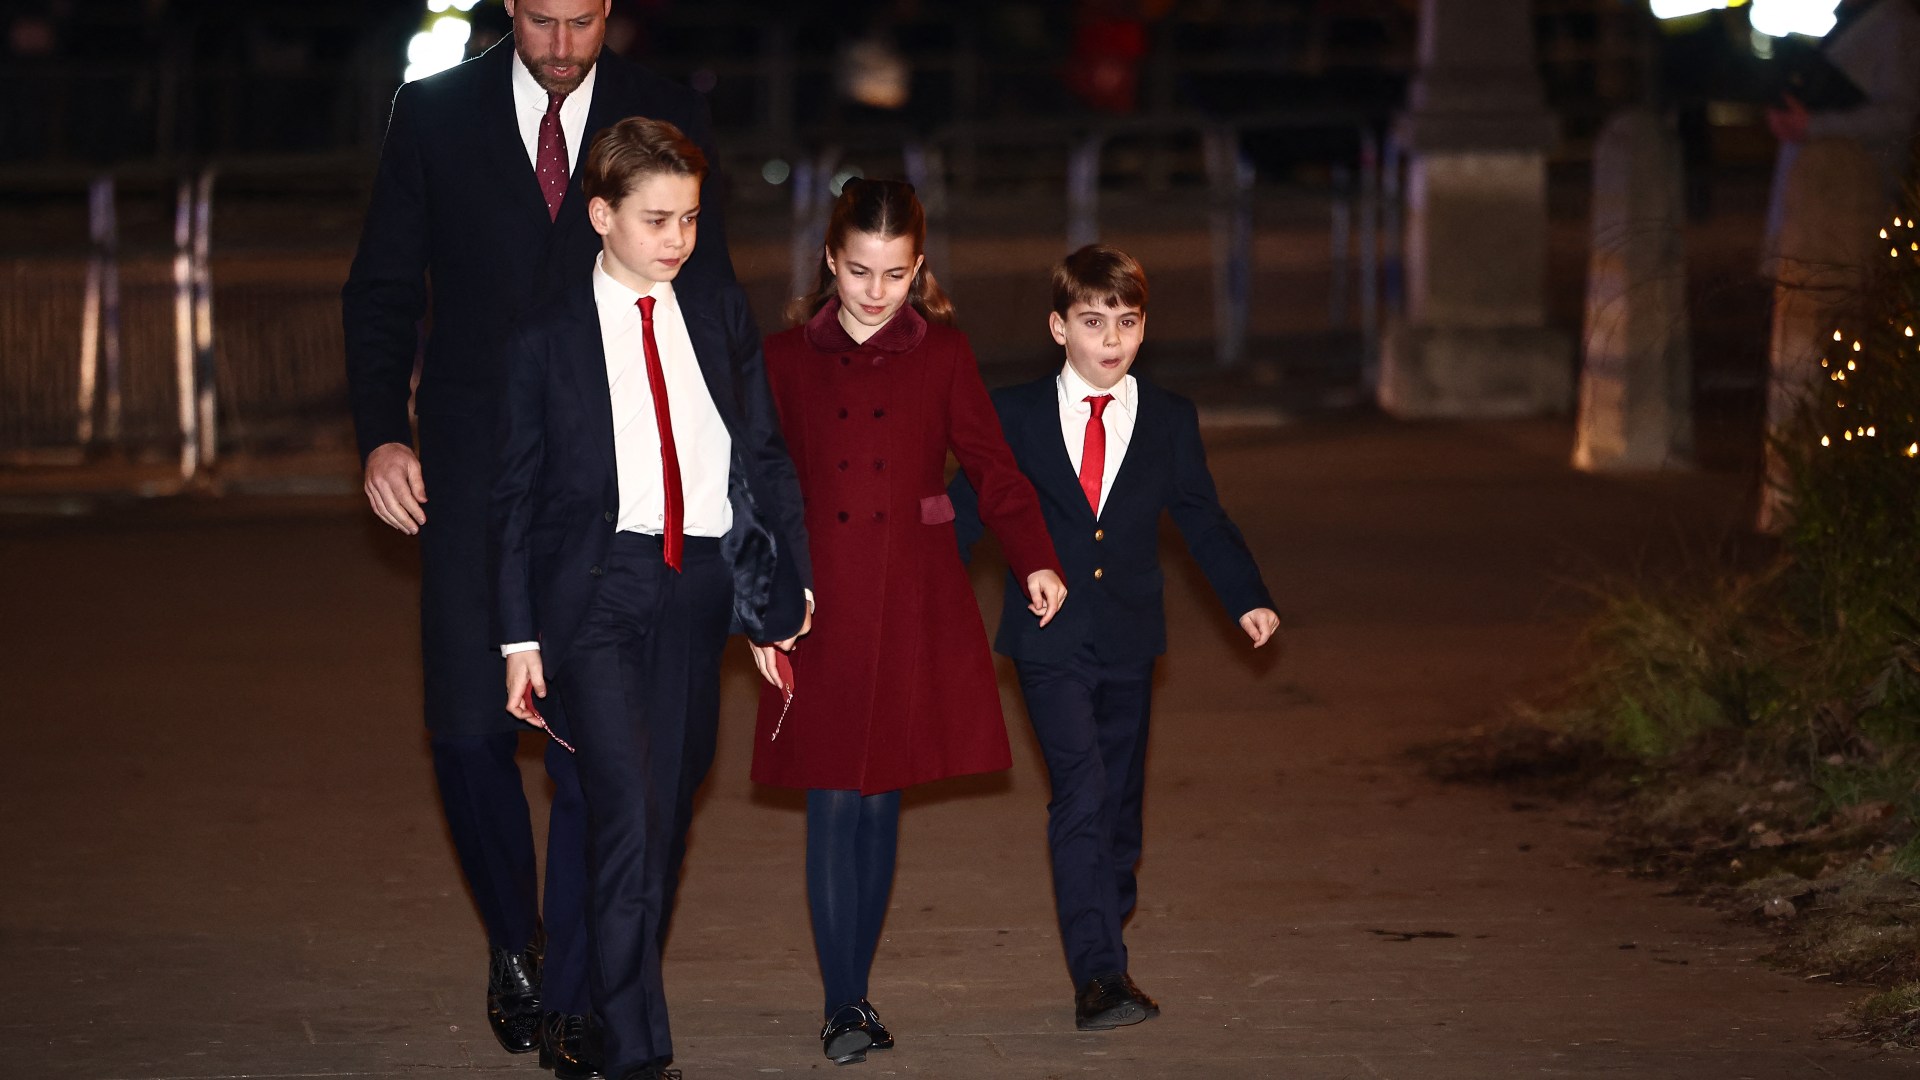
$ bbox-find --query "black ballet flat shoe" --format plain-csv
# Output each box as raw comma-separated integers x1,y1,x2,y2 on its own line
822,1002,874,1065
1074,972,1146,1031
486,944,543,1053
541,1011,604,1079
856,999,893,1050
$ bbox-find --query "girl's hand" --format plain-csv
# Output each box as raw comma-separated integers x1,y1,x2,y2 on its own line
1026,569,1068,628
750,642,789,689
1239,607,1280,648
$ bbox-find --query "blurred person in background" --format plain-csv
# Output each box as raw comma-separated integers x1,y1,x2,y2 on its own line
341,2,733,1075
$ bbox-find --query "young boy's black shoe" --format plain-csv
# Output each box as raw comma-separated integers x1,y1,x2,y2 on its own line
1074,973,1147,1030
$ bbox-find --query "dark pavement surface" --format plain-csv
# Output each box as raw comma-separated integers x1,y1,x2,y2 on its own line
4,416,1911,1079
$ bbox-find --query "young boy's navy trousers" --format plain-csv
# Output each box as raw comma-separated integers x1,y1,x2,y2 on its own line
552,532,730,1074
1015,640,1157,989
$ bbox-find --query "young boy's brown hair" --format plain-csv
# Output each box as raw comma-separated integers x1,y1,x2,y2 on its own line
1049,243,1150,315
580,116,708,206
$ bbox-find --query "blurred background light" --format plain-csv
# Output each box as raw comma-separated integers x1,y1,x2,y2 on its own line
404,12,472,84
1650,0,1728,19
1749,0,1838,38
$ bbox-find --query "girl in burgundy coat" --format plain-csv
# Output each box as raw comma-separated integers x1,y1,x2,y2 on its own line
747,179,1067,1064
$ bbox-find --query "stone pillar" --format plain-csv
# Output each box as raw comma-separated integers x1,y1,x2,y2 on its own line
1573,109,1692,472
1379,0,1570,418
1757,138,1884,532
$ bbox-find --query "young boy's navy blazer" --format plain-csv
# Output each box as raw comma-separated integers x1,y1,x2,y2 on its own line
951,373,1272,661
492,276,812,670
951,370,1274,995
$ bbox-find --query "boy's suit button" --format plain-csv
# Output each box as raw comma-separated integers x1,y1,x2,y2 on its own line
1094,529,1104,541
603,511,616,523
1093,567,1104,580
589,565,604,577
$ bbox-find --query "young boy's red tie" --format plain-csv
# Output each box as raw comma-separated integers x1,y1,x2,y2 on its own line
1079,394,1112,515
636,295,684,570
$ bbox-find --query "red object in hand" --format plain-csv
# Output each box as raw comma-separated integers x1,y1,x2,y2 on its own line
522,687,576,754
770,650,796,741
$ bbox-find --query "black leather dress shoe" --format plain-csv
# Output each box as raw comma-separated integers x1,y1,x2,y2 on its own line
540,1011,603,1079
856,999,893,1050
486,945,543,1054
822,1002,874,1065
1074,973,1146,1031
1122,974,1160,1020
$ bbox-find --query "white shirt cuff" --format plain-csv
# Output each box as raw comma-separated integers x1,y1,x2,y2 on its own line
501,641,540,656
804,588,815,611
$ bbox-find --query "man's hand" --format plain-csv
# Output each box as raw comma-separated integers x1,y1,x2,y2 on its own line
1767,95,1810,143
1026,569,1068,628
505,650,548,725
364,441,428,534
1239,607,1280,648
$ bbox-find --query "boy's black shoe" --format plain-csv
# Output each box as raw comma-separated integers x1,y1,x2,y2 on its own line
486,944,543,1053
1122,974,1160,1020
856,999,893,1050
540,1011,603,1079
1074,973,1147,1030
822,1002,874,1065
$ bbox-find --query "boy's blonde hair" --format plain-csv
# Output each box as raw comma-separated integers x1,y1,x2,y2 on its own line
581,116,708,207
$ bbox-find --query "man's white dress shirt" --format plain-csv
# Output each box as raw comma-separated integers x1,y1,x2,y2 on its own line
1057,364,1138,517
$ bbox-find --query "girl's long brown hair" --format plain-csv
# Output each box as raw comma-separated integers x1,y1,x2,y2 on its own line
785,178,956,327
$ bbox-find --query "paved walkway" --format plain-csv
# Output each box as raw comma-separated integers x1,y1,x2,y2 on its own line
4,418,1911,1079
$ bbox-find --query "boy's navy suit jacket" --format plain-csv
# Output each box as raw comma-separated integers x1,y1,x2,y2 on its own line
491,276,812,672
950,373,1274,665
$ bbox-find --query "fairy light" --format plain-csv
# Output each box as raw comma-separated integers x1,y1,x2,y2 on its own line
1908,443,1918,457
1847,359,1857,370
1823,435,1833,447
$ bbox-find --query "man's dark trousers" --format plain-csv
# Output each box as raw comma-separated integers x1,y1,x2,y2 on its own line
551,532,732,1074
418,410,589,1013
1015,641,1156,989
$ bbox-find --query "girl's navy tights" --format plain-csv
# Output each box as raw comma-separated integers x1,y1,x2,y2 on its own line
805,787,902,1017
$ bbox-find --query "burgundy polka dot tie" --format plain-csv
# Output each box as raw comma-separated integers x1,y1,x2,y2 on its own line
536,91,568,221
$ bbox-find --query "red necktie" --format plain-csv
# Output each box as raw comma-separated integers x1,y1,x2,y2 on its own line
636,296,684,571
536,91,568,221
1079,394,1111,516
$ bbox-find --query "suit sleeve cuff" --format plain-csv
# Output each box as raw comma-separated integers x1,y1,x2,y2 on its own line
501,642,541,657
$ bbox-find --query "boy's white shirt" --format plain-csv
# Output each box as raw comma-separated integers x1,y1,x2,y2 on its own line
1056,363,1138,516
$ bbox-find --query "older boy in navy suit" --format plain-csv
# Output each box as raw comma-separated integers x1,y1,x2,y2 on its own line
951,245,1279,1030
493,117,811,1080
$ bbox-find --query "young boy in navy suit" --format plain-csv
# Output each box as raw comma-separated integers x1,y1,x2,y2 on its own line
951,244,1279,1030
493,117,811,1080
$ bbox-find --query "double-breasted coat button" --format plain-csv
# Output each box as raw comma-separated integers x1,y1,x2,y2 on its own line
837,408,848,419
874,459,885,470
873,510,886,522
1092,567,1105,580
589,565,604,577
841,355,851,365
1094,528,1105,541
838,460,849,470
873,408,886,418
837,511,849,523
604,510,616,523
